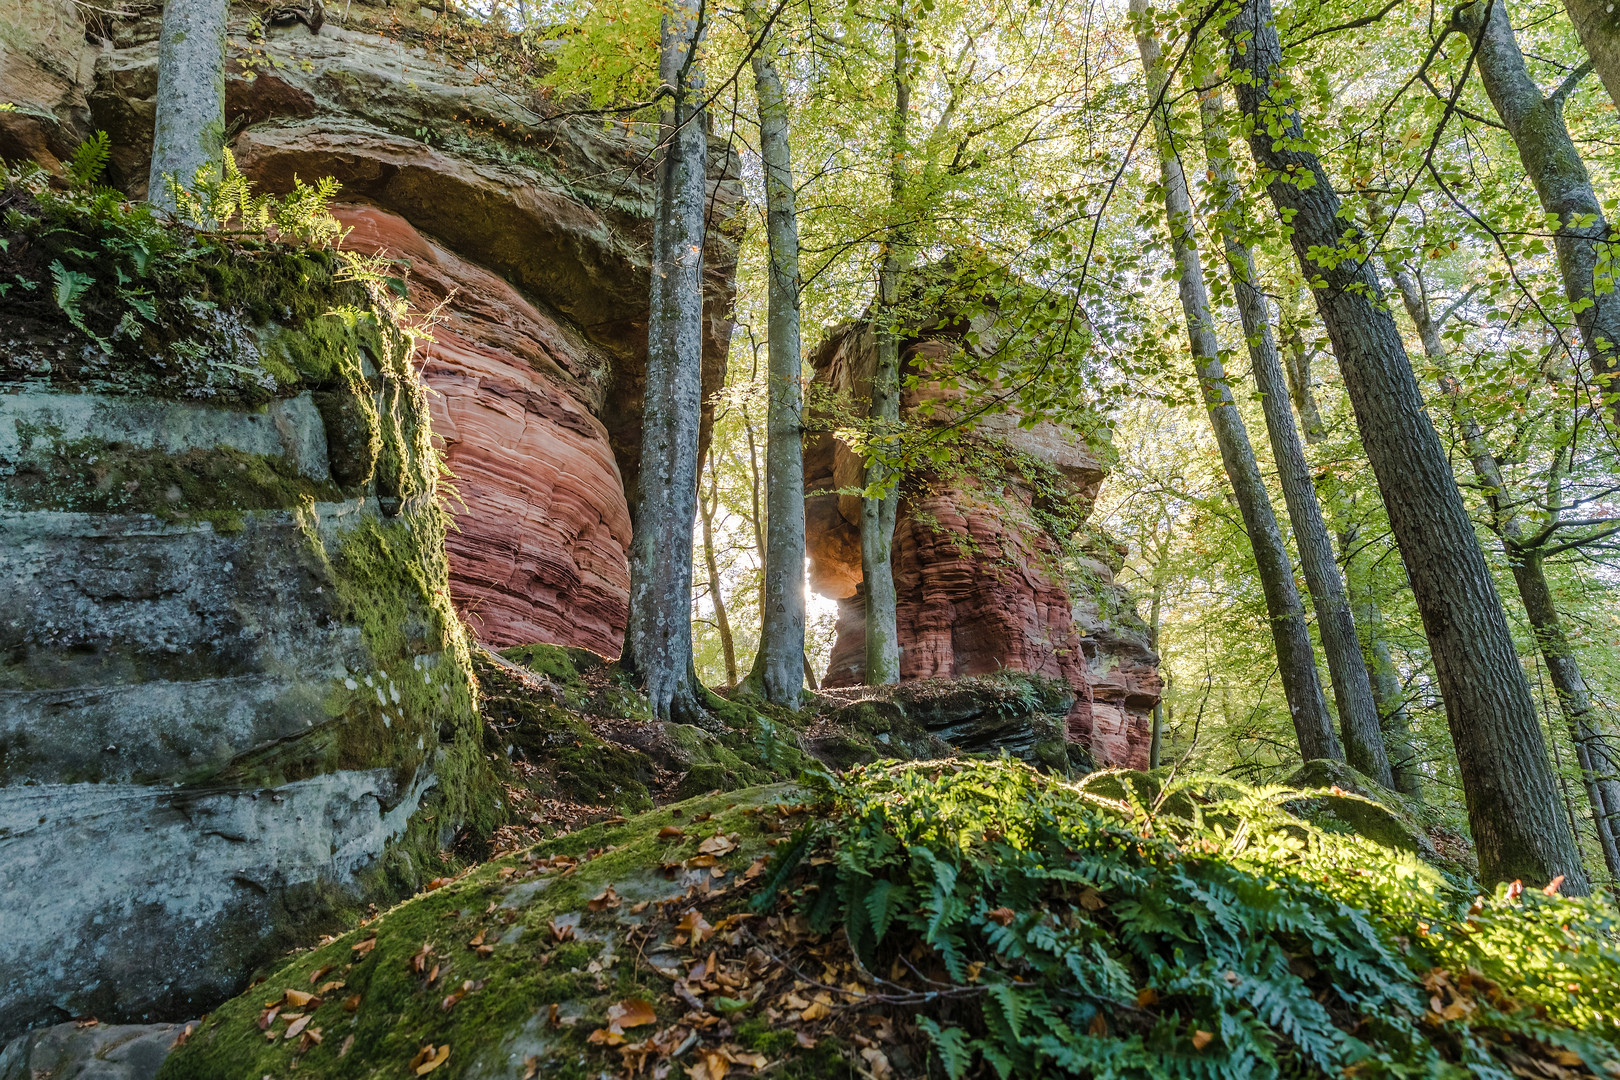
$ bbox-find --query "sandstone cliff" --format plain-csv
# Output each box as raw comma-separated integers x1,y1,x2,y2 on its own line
803,317,1161,768
1,0,743,656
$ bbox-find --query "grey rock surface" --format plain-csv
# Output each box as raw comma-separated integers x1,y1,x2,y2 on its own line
0,1021,191,1080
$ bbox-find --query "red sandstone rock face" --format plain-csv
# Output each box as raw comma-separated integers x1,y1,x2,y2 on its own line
804,322,1160,769
334,207,631,654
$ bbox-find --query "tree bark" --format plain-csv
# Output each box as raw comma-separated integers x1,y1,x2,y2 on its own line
623,0,709,724
1462,0,1620,426
1132,0,1342,763
1560,0,1620,116
860,9,909,686
1369,196,1619,853
699,456,739,685
1197,85,1390,784
1225,0,1589,892
1146,529,1172,769
148,0,229,211
740,2,808,706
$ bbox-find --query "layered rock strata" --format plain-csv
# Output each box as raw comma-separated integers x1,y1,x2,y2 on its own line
0,248,489,1038
0,0,742,653
803,321,1160,768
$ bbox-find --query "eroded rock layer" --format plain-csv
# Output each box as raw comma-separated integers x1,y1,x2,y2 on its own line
803,322,1160,768
0,0,743,654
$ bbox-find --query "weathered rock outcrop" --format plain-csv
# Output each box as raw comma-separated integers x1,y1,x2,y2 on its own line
0,227,490,1037
1,0,743,654
804,319,1160,768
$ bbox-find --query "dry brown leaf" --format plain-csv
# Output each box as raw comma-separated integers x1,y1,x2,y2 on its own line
686,1048,731,1080
587,1027,627,1046
1079,888,1106,911
727,1047,769,1070
411,943,432,974
467,929,486,948
607,998,658,1031
283,989,315,1008
256,1007,279,1031
307,964,334,986
987,907,1016,926
423,877,452,892
796,1031,818,1049
409,1043,450,1075
284,1015,312,1041
351,937,377,958
549,917,575,943
1191,1030,1214,1051
799,1000,831,1022
588,885,622,912
698,834,738,856
342,994,362,1013
1087,1013,1108,1037
676,909,713,946
860,1046,892,1078
338,1033,354,1058
659,826,686,839
316,980,346,995
744,857,768,880
522,1054,540,1079
1136,987,1159,1008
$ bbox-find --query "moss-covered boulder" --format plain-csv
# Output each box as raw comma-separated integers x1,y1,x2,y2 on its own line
0,187,496,1036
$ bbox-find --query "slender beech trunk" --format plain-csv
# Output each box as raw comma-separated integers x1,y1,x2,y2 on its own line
739,0,807,706
699,455,739,685
623,0,709,723
1133,0,1340,761
1224,0,1589,892
1132,0,1340,762
860,10,909,686
1371,209,1620,876
1197,86,1390,784
1559,0,1620,116
1146,529,1172,769
1282,318,1423,794
1462,0,1620,425
148,0,229,210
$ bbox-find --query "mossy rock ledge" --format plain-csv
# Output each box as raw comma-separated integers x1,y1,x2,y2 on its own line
0,246,496,1038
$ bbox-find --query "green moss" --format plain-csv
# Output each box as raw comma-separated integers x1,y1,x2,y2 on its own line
159,785,808,1080
1,432,341,520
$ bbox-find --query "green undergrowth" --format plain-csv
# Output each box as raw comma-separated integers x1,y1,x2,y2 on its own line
776,759,1620,1079
162,760,1620,1080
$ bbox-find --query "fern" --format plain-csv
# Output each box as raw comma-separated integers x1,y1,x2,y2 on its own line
66,131,110,189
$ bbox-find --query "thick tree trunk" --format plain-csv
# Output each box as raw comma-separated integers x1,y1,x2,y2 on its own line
1146,531,1171,769
1132,0,1341,763
148,0,229,211
1560,0,1620,116
1463,0,1620,425
1370,197,1617,865
623,0,709,724
1197,86,1390,784
740,3,808,706
861,12,909,686
1225,0,1589,892
699,459,738,685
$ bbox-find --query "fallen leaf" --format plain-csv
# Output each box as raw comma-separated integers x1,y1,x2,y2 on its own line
698,834,738,856
587,1027,627,1046
607,998,658,1030
687,1048,730,1080
796,1031,818,1049
549,917,575,943
410,1043,450,1075
1136,987,1159,1008
1079,888,1106,911
589,885,622,912
284,1015,312,1040
351,937,377,959
522,1055,540,1079
728,1047,769,1069
283,989,315,1008
1544,875,1567,897
338,1033,354,1058
307,964,334,986
685,854,719,868
467,929,486,948
799,999,831,1022
545,1003,563,1029
297,1027,323,1052
1191,1030,1214,1051
257,1008,279,1031
316,980,346,995
1087,1013,1108,1036
987,907,1016,926
424,877,452,892
861,1046,892,1078
676,909,713,945
411,943,432,974
342,994,362,1013
659,826,686,839
744,857,767,880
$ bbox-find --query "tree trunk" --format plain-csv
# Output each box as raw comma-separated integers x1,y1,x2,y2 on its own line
1462,0,1620,426
1132,0,1342,762
740,1,808,706
860,10,909,686
700,457,738,685
1146,530,1171,769
148,0,229,211
1225,0,1589,892
1282,302,1423,794
1560,0,1620,116
1197,85,1390,784
623,0,709,724
1369,195,1618,869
